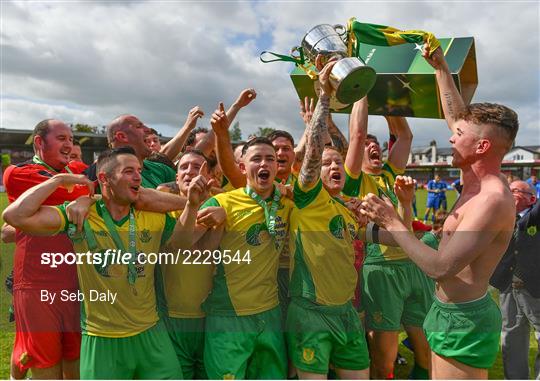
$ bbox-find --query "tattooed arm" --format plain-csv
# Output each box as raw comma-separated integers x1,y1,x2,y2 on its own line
298,60,337,189
422,44,465,133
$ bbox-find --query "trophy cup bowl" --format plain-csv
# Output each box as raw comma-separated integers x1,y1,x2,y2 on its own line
300,24,376,104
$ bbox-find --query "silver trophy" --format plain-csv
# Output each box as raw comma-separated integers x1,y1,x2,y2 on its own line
300,24,376,104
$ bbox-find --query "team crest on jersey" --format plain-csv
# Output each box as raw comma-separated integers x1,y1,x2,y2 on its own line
373,311,383,324
329,215,345,239
139,229,152,243
302,348,315,364
223,374,235,380
527,225,537,236
246,223,269,246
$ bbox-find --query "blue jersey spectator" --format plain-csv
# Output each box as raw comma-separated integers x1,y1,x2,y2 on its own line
424,174,445,223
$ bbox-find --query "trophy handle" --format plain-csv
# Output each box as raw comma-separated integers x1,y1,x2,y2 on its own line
290,46,304,62
260,48,305,64
333,24,347,38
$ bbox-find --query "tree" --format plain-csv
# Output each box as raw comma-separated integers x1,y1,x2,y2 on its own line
72,123,98,133
229,121,242,142
255,127,276,138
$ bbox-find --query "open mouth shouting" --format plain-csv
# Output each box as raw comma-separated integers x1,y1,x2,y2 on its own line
129,185,140,195
330,172,342,181
257,169,271,183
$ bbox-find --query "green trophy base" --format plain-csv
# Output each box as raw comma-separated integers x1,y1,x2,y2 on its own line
290,37,477,118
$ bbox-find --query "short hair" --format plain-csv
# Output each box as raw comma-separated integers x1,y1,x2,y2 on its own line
267,130,294,146
33,119,53,140
179,148,211,166
96,146,137,176
147,128,159,136
241,137,276,156
193,127,209,135
147,151,176,170
366,134,379,144
457,103,519,150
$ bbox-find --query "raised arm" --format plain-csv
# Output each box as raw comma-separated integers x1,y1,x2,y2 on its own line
166,164,211,249
2,174,94,235
344,97,368,177
422,44,466,133
327,113,348,157
386,116,413,171
160,106,204,161
195,88,257,158
210,102,247,188
298,60,336,189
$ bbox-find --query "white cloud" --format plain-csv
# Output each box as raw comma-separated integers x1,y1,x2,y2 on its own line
1,0,538,147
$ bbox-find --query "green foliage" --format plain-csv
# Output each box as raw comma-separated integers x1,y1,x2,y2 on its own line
72,123,98,133
229,122,242,142
255,127,276,138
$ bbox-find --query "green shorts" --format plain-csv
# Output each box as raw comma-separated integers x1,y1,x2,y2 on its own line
80,321,182,379
423,293,502,369
286,298,369,374
277,268,290,327
362,260,434,330
165,316,206,380
204,306,286,379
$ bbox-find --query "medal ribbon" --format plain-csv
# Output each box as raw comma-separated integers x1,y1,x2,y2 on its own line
245,185,281,237
33,155,72,174
97,200,138,286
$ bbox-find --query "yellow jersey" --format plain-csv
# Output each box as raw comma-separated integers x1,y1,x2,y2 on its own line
289,180,359,306
56,202,176,338
200,187,293,316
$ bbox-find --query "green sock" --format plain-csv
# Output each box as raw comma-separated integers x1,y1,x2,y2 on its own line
409,363,429,379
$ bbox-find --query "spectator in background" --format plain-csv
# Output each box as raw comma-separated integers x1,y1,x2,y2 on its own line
423,174,446,224
68,139,89,171
144,128,162,152
490,181,540,379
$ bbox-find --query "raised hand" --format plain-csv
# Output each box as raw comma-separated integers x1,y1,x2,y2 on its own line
210,102,230,135
235,88,257,108
422,43,448,72
184,106,204,130
394,176,416,204
186,162,210,206
299,96,315,126
317,57,338,96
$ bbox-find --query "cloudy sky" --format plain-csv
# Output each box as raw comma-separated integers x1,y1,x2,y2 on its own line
1,0,538,148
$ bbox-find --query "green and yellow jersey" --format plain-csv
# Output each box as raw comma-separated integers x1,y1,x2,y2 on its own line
221,176,236,192
343,161,408,264
200,187,293,316
55,202,176,338
289,179,360,306
160,209,214,318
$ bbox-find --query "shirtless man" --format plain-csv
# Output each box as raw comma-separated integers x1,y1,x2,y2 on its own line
359,45,519,379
